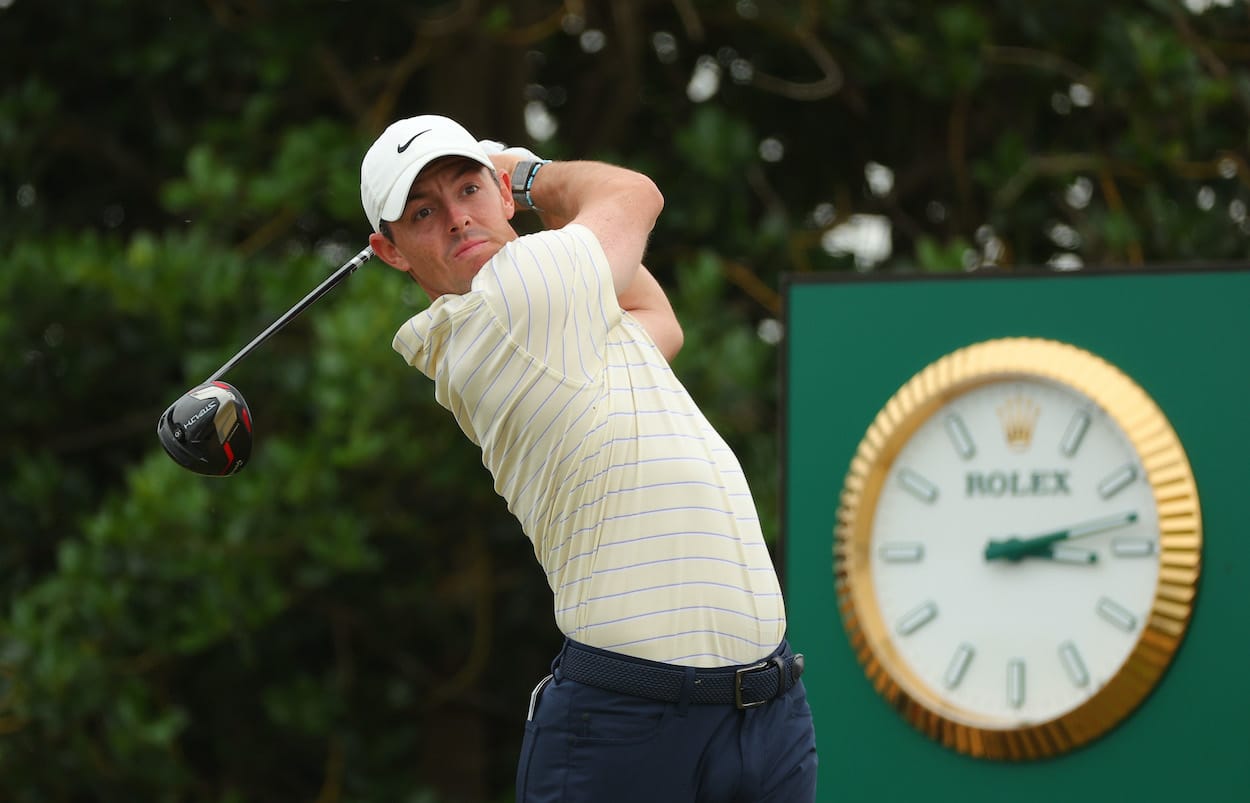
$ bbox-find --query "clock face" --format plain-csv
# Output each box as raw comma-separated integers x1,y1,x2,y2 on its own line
870,377,1159,727
836,338,1201,760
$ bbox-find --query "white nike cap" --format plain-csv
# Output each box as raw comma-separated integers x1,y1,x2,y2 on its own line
360,115,494,233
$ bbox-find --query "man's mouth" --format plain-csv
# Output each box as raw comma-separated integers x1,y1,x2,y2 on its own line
453,238,488,259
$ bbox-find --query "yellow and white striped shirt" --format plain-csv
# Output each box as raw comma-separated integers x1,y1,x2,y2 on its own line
393,224,785,667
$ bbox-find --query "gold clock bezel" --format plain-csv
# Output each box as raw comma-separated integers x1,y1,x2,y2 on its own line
834,337,1201,760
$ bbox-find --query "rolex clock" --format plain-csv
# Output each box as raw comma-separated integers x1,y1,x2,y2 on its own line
835,337,1201,760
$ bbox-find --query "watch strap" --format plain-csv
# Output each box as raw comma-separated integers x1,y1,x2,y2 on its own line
511,159,551,211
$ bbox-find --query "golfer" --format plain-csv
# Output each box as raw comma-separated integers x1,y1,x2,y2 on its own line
361,114,817,802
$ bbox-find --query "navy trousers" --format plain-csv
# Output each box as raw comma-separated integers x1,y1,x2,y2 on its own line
516,642,818,803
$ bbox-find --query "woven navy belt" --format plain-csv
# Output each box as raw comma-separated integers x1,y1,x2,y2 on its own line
558,640,805,710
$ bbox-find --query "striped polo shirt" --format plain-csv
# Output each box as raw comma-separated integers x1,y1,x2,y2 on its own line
392,224,785,667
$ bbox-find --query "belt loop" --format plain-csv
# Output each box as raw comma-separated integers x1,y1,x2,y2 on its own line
552,639,571,680
770,656,788,701
676,665,696,715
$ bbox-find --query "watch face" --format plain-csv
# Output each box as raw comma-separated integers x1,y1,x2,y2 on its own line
836,338,1201,760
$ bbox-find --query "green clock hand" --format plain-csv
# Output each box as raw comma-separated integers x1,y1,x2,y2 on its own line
984,511,1138,562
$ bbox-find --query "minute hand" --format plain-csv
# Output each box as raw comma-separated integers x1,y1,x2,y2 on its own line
984,511,1139,562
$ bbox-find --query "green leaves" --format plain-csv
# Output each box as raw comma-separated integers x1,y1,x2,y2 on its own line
163,121,366,239
916,235,974,272
675,105,757,179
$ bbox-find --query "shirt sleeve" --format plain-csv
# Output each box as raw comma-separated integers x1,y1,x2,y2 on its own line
472,223,621,383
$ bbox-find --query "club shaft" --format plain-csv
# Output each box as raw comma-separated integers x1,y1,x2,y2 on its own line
206,245,374,383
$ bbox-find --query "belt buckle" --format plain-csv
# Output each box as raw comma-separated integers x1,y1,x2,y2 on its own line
734,661,771,709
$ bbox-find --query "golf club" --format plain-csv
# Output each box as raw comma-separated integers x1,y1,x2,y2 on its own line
156,245,374,475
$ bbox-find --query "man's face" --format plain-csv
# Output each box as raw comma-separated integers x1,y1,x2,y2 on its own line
373,157,516,298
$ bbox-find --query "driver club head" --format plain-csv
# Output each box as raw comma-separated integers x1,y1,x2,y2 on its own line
157,381,253,476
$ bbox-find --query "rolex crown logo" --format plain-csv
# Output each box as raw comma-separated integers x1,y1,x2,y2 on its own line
997,394,1040,452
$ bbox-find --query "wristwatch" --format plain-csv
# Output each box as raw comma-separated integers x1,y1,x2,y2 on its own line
510,159,550,211
834,337,1201,760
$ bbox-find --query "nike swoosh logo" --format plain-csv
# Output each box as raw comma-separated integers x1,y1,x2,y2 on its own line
397,130,432,153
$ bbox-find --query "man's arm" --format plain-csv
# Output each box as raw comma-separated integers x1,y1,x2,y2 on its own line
489,152,681,360
489,154,662,297
615,265,684,362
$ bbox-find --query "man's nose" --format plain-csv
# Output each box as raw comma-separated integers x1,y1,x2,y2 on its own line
446,203,471,231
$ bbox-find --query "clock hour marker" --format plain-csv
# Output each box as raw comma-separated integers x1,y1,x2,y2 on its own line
943,414,976,459
896,601,938,635
1059,641,1090,687
1059,410,1091,457
1111,537,1155,557
898,469,939,503
1096,597,1138,632
878,542,925,563
1007,659,1026,708
944,643,975,689
1097,464,1138,499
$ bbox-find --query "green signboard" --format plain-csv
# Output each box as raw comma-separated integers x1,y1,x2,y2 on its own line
782,267,1250,801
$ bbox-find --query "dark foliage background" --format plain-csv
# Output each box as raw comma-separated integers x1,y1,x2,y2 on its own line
1,1,1246,800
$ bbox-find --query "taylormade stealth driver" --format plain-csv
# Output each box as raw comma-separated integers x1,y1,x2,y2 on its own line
157,245,374,476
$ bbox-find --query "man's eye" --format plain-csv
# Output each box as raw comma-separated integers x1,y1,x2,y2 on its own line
414,208,433,220
464,184,479,195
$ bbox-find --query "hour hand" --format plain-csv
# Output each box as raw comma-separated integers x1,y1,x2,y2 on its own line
984,511,1137,562
983,539,1098,564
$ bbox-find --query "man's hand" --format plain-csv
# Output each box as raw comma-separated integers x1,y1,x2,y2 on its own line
480,139,542,194
480,139,571,228
479,139,543,163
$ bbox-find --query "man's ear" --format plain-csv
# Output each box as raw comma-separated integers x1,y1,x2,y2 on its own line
369,230,410,272
499,170,517,220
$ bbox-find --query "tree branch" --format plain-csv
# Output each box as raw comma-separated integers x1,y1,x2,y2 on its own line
993,153,1145,209
982,45,1094,86
748,25,842,101
1164,0,1250,118
1098,168,1144,266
